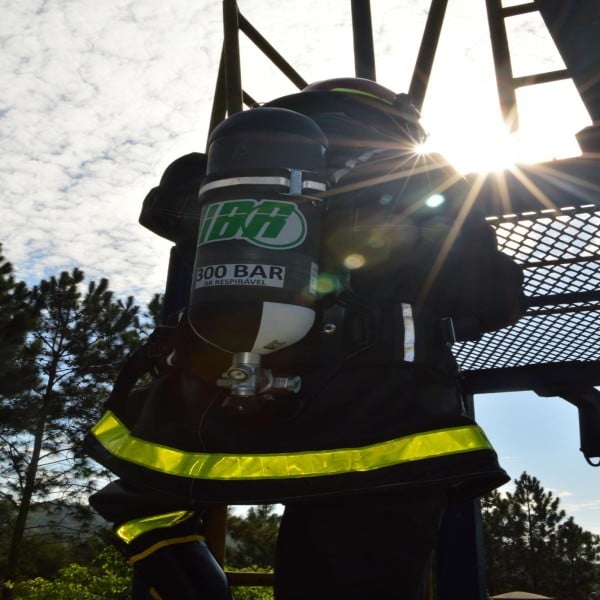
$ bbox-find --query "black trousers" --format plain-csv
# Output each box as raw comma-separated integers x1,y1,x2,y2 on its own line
274,488,447,600
93,481,445,600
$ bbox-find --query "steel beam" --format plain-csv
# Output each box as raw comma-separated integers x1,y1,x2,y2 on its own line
351,0,376,80
409,0,448,111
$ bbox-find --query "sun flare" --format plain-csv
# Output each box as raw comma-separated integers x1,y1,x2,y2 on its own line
422,83,590,176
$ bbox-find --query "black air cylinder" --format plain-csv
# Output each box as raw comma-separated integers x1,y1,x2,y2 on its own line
188,108,327,356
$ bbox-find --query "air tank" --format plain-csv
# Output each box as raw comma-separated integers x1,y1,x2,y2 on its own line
187,107,328,399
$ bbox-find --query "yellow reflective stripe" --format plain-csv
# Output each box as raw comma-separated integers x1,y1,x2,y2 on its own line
93,411,492,481
116,510,196,544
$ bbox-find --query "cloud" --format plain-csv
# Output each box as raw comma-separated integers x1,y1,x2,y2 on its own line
0,0,224,303
564,499,600,513
0,0,365,303
556,490,574,499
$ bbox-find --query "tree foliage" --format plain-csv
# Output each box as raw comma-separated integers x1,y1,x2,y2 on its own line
0,245,37,398
226,505,281,570
482,471,600,599
9,546,131,600
0,263,146,598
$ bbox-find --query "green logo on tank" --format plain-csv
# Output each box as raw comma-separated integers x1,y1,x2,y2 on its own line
198,199,307,249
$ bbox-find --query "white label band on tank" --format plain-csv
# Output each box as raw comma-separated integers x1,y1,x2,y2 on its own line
252,302,315,354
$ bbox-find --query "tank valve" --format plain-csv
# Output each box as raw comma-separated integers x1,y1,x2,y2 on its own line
217,352,301,400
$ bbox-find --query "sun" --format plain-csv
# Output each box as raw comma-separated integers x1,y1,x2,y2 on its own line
419,118,527,175
420,82,590,175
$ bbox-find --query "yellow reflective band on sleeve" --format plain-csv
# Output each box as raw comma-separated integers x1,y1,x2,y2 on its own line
115,510,196,544
92,410,493,481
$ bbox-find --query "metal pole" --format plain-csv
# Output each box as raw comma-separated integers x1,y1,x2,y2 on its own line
208,48,228,142
204,6,241,556
485,0,519,130
204,505,228,566
408,0,448,111
222,0,243,116
238,13,307,89
351,0,376,80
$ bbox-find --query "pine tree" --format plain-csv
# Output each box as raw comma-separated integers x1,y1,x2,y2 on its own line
226,505,281,569
0,268,143,599
554,517,600,600
510,472,566,592
481,489,524,593
0,244,37,397
482,471,600,599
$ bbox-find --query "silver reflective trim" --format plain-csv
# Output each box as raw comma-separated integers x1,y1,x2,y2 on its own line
401,303,415,362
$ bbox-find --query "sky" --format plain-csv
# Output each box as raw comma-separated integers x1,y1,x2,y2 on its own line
1,1,598,534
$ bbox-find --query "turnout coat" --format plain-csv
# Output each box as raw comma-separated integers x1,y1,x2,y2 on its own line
86,134,524,509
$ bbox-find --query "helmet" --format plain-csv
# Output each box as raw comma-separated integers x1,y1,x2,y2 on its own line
267,78,426,165
304,77,418,116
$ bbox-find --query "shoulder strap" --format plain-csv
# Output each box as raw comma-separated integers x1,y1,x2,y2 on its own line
104,327,176,411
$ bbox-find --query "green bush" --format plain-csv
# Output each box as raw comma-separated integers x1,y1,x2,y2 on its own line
11,548,278,599
12,547,131,600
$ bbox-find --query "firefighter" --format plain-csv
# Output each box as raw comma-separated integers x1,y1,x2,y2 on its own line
86,78,525,599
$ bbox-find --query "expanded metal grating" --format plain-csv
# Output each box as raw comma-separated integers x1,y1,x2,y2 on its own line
454,202,600,373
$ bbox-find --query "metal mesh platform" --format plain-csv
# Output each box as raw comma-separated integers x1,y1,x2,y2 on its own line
453,161,600,392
